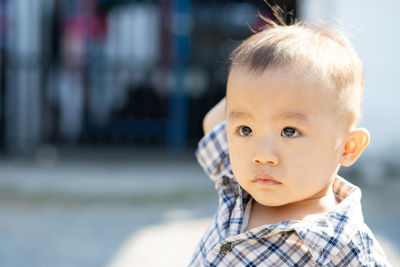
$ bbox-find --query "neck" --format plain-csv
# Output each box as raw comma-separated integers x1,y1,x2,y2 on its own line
250,186,337,226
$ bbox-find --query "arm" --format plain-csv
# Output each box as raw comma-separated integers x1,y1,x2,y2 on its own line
196,97,233,187
203,97,226,135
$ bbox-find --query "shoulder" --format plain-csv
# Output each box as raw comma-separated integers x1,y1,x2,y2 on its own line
329,225,391,266
294,176,391,266
352,225,391,266
293,221,390,266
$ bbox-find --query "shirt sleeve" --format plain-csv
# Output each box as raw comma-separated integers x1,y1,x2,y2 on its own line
195,121,233,187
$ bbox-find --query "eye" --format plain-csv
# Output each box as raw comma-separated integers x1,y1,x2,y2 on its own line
281,127,300,138
238,126,253,137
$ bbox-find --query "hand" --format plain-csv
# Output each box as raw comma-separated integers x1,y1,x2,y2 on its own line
203,97,226,134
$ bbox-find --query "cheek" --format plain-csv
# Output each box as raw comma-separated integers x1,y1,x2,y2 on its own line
284,142,333,172
228,140,250,178
228,144,244,166
317,138,344,166
288,144,340,184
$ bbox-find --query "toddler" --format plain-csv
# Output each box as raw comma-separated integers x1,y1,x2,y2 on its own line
190,17,390,266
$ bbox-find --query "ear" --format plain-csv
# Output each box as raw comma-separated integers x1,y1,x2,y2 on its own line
340,128,370,167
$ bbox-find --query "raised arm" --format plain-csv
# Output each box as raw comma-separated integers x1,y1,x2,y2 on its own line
196,97,233,187
203,97,226,135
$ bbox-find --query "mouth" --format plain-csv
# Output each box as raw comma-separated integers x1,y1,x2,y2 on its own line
252,174,282,186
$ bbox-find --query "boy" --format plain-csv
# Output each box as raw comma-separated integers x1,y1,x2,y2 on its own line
189,17,390,266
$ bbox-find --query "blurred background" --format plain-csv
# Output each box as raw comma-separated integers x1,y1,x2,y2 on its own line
0,0,399,266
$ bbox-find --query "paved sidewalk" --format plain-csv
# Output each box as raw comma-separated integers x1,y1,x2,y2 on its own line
107,218,212,267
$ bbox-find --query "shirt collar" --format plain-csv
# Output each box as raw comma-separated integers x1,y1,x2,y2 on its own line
224,176,364,265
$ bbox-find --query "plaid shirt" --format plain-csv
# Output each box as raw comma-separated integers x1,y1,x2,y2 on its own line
189,121,390,267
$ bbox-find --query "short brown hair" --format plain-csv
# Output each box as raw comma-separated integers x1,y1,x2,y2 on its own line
229,18,364,127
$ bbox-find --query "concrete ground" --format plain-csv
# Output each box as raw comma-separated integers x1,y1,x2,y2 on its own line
0,147,399,266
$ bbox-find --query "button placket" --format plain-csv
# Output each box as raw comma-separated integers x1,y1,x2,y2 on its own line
235,188,240,197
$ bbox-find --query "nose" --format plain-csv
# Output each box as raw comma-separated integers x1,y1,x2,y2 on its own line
252,141,279,166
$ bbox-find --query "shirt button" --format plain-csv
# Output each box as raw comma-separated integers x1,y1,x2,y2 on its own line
235,188,240,197
220,243,232,256
222,176,230,185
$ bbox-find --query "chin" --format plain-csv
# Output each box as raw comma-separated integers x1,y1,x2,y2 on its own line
253,197,288,207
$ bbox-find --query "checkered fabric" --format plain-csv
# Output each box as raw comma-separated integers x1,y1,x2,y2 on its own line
189,121,390,267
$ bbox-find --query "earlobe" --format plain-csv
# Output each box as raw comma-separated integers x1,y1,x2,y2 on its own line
340,128,370,167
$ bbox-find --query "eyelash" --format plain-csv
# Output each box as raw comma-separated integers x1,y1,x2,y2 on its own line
281,127,301,138
236,126,253,137
235,126,301,138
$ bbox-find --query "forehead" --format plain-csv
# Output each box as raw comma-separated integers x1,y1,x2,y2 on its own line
228,65,333,92
226,66,339,125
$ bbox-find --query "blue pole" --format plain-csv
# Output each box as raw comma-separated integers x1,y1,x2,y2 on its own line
167,0,191,148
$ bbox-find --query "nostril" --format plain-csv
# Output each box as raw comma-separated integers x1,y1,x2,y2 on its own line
253,159,263,165
253,158,278,166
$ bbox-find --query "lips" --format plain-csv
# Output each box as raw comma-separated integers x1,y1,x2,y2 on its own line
252,174,281,185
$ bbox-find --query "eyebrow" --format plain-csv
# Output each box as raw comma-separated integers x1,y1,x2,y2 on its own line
228,111,254,121
279,111,309,124
228,110,310,124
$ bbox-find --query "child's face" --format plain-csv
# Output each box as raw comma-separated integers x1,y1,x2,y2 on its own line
226,66,349,207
